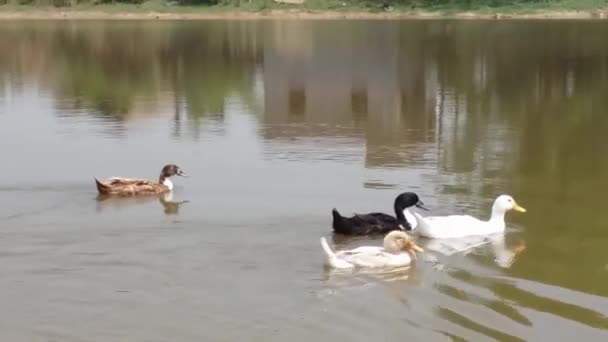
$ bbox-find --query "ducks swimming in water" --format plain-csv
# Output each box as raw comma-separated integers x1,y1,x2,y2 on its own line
331,192,428,235
414,194,526,239
320,231,424,269
94,164,187,196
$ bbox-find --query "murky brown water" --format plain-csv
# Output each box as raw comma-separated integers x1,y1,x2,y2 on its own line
1,19,608,341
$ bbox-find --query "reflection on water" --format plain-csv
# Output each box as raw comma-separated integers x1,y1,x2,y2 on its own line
421,232,526,269
321,263,416,285
1,19,608,341
96,192,189,215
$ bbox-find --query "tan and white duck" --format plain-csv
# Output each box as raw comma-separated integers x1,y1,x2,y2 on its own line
320,231,424,269
94,164,187,196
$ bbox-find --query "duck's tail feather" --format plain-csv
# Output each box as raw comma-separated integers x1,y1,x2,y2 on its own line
320,237,336,259
94,178,110,194
331,208,343,231
320,237,353,269
331,208,342,220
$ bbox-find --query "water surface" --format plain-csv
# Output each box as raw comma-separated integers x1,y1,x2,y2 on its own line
1,20,608,341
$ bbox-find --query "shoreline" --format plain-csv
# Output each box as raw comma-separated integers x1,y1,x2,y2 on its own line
0,8,607,20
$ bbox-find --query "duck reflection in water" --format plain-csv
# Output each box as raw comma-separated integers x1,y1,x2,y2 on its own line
418,233,526,269
95,192,189,215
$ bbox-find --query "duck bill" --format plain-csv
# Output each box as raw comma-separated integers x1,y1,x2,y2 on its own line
513,202,527,213
415,201,430,211
411,244,424,253
178,171,188,177
407,241,425,254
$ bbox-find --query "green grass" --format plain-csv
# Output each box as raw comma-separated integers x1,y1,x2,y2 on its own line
0,0,607,15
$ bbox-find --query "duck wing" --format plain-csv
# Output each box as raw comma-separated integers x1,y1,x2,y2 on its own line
365,212,399,223
107,177,154,186
95,177,161,196
332,208,402,235
353,213,401,233
338,248,398,268
415,213,486,239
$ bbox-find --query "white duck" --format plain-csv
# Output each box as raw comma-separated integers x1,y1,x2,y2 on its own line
320,231,424,269
413,195,526,239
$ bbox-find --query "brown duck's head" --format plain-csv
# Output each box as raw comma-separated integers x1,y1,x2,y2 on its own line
159,164,186,181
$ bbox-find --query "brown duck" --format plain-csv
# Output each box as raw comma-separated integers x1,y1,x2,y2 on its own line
95,164,187,196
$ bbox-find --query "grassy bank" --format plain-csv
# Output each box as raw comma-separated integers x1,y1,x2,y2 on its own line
0,0,608,19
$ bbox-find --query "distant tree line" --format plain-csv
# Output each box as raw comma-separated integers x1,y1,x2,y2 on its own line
170,0,570,5
6,0,573,8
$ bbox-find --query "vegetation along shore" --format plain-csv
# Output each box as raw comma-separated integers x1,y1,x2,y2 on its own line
1,0,608,19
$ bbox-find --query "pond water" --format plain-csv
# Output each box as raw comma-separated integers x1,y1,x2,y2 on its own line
1,19,607,341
